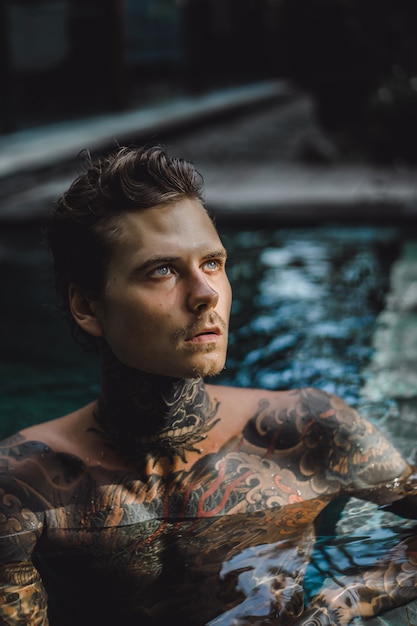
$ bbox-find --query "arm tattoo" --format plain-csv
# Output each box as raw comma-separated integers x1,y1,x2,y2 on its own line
242,388,409,496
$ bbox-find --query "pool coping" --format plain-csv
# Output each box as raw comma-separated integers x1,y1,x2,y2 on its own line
0,80,417,223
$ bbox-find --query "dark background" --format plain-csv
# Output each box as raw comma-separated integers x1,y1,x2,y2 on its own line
1,0,417,164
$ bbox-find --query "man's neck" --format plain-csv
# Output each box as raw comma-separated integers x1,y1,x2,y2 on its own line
91,345,220,464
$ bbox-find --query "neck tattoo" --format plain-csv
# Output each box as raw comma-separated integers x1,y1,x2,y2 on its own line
89,346,220,465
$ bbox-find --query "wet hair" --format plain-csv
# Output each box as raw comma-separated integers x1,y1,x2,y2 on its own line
43,143,206,351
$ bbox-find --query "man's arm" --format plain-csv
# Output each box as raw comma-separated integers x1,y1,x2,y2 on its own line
0,561,49,626
0,444,48,625
0,487,48,626
241,387,413,500
295,531,417,626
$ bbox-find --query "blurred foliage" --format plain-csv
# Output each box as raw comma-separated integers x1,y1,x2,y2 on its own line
273,0,417,163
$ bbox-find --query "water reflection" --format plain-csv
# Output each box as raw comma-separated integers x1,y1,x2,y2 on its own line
9,498,414,625
28,502,321,625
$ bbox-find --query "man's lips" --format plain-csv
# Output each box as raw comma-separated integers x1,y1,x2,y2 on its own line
185,326,222,342
175,313,227,344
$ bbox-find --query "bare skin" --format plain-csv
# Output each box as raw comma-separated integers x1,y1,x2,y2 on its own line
1,379,416,625
1,198,417,625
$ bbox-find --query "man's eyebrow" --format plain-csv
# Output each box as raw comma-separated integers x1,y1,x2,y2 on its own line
135,256,179,272
204,249,228,260
135,249,228,272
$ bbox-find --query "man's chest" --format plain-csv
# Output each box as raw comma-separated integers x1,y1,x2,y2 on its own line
36,510,317,625
46,448,320,530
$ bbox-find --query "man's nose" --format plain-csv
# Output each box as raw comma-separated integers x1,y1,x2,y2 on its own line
186,273,219,312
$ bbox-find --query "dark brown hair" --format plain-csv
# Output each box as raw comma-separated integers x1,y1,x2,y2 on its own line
44,143,206,351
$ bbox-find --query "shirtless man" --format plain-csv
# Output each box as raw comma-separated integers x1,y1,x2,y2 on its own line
0,144,416,626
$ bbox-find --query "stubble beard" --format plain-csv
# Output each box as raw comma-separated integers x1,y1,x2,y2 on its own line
186,342,227,379
173,312,228,379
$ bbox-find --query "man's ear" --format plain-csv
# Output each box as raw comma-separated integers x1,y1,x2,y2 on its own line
68,283,103,337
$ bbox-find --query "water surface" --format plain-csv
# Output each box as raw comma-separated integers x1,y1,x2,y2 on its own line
1,220,416,624
0,222,402,436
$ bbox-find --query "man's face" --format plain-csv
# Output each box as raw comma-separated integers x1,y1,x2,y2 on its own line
93,198,232,378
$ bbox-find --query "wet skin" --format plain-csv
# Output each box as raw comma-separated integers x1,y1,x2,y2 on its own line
1,384,417,625
1,199,417,625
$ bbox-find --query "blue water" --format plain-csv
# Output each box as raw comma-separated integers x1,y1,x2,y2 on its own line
218,224,400,404
1,221,416,623
0,222,402,438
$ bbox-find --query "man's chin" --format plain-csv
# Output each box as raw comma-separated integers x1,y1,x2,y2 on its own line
188,362,225,379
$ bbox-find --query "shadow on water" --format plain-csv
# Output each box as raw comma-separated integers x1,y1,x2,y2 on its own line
0,222,100,434
2,220,417,624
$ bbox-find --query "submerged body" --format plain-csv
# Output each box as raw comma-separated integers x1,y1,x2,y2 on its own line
1,382,416,625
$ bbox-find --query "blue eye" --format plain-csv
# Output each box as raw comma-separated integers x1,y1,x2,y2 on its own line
204,260,219,271
155,266,170,276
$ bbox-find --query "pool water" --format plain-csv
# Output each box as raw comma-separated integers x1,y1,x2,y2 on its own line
0,222,402,437
2,220,417,624
219,224,400,405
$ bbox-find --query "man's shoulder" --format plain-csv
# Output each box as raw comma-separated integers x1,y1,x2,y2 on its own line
0,428,48,461
205,384,356,435
206,383,333,409
0,414,69,453
0,401,96,455
0,411,90,484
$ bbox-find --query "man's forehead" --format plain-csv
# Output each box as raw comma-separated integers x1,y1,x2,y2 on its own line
108,201,223,259
120,199,210,227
